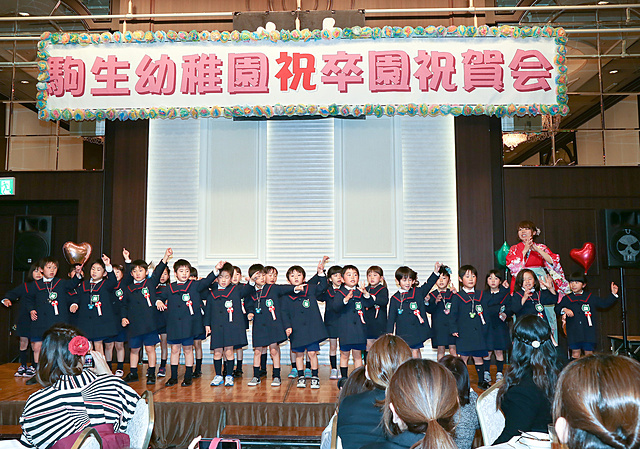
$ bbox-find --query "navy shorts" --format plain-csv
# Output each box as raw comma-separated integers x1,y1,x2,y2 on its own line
340,343,366,352
292,341,321,353
129,332,160,349
157,326,167,335
168,337,195,346
569,342,595,351
458,350,489,358
194,333,206,341
104,329,128,343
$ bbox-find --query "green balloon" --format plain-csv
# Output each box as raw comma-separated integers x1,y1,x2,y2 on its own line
495,241,510,268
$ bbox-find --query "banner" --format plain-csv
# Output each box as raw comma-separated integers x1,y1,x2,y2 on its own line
36,25,568,121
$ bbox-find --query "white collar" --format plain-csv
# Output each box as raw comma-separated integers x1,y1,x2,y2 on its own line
345,285,356,291
43,277,53,282
462,287,475,293
399,288,409,293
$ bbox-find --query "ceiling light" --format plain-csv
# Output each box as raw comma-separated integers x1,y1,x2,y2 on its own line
598,1,609,4
18,12,29,16
609,69,619,74
502,133,530,150
20,80,29,84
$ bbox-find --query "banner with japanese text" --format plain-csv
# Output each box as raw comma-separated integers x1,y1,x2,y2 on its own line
36,25,568,121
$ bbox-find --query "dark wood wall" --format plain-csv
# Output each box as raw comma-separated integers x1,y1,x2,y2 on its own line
503,166,640,351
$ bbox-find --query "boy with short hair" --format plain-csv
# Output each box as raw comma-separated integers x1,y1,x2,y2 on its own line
121,247,172,384
24,256,83,381
332,265,374,379
157,258,222,386
450,265,490,389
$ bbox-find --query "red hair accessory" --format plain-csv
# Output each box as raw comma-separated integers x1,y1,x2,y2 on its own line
68,336,90,356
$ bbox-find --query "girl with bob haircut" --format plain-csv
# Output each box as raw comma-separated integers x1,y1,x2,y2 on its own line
363,358,459,449
19,324,139,449
337,334,412,449
495,315,562,444
553,354,640,449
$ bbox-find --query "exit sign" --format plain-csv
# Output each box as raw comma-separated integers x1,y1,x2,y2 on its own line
0,177,15,195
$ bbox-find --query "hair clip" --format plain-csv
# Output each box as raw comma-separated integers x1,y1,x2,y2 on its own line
68,336,91,356
535,228,541,236
444,267,452,276
531,340,541,348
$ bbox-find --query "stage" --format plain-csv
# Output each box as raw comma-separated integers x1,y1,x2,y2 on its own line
0,363,338,448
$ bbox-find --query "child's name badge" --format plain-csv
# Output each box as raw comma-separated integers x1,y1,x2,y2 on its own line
535,303,544,312
115,289,123,298
475,305,483,313
355,302,362,311
410,302,418,311
582,304,591,312
225,300,233,308
265,299,274,307
302,299,310,308
142,287,149,295
92,294,99,303
182,293,191,302
49,292,57,300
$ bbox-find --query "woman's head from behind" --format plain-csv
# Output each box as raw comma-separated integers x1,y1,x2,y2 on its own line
553,354,640,449
439,355,470,407
498,315,561,406
38,324,88,387
384,359,459,449
337,366,371,407
366,334,412,389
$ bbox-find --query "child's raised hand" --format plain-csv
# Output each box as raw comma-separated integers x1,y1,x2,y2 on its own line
156,300,166,311
522,289,531,304
101,254,111,266
294,284,307,293
215,260,226,271
247,313,254,321
122,248,130,261
163,248,173,262
30,310,38,321
611,282,619,296
317,256,329,274
1,299,11,307
434,261,442,272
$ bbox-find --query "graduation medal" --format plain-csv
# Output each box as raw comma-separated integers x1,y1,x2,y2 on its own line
410,302,424,323
225,299,233,322
582,303,592,326
355,301,365,324
49,291,57,301
47,290,59,315
302,299,310,309
475,304,486,325
91,294,103,316
183,293,194,315
115,288,123,300
265,299,276,320
142,287,151,307
535,303,544,312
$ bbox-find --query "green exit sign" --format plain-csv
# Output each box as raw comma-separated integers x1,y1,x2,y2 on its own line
0,177,15,195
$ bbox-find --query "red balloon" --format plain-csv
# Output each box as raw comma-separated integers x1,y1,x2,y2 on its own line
570,242,596,274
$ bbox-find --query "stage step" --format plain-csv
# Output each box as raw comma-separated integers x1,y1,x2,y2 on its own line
220,425,323,445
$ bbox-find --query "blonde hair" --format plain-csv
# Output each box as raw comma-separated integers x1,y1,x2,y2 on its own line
367,334,412,389
553,354,640,449
384,359,459,449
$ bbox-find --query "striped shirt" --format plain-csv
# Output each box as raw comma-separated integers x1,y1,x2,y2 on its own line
19,370,140,449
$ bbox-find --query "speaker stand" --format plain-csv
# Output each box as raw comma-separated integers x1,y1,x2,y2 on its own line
620,267,630,356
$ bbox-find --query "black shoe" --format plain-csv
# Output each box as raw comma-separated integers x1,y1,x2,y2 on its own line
233,369,243,378
193,370,202,379
123,372,139,383
478,380,491,390
259,369,267,378
146,374,156,384
181,377,193,387
165,377,178,386
26,376,38,385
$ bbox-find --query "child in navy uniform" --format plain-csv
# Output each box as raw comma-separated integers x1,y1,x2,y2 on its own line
450,265,490,389
510,268,558,321
155,266,170,378
71,255,118,355
205,263,253,387
364,266,389,358
157,258,221,387
426,265,457,360
282,257,329,389
332,265,374,379
121,247,171,383
231,266,247,378
555,271,619,359
318,265,342,379
483,270,512,385
387,263,441,358
105,258,130,377
2,262,43,377
24,256,83,380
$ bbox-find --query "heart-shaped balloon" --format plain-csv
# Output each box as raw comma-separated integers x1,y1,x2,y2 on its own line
570,242,596,274
62,241,92,266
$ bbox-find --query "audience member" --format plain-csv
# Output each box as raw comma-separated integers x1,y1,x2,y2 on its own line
337,334,412,449
439,355,479,449
494,315,561,444
553,354,640,449
363,359,459,449
19,324,140,449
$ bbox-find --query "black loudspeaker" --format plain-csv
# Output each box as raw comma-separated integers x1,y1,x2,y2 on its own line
604,209,640,269
13,216,52,271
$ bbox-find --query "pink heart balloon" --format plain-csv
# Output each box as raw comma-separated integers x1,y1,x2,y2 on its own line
570,242,596,274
